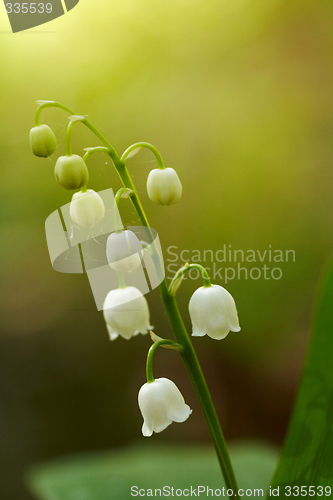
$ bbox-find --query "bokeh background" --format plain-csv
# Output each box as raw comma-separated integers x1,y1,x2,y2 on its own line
1,0,333,498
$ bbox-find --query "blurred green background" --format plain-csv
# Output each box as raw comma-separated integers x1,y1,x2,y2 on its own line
1,0,333,498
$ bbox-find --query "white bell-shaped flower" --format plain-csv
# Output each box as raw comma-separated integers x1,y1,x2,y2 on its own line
103,286,152,340
147,167,182,206
189,284,240,340
70,189,105,228
138,377,192,437
106,230,143,273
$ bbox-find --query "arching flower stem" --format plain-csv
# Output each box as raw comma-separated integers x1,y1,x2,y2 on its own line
113,187,133,233
146,338,184,384
121,142,165,169
35,101,240,499
66,120,74,156
169,263,211,296
117,272,126,289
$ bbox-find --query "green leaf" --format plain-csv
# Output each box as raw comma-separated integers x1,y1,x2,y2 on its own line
270,258,333,496
26,442,279,500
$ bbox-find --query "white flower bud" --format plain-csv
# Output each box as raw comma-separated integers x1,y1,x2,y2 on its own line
147,168,182,206
103,286,152,340
70,189,105,228
106,230,143,273
138,377,192,437
29,124,57,157
189,284,240,340
54,154,89,190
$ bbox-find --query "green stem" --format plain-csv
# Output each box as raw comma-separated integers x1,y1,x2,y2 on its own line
35,102,119,165
113,188,127,233
121,142,165,169
160,292,239,497
146,339,183,383
66,120,74,156
140,241,153,256
78,243,86,273
169,263,211,295
117,272,126,289
36,101,240,499
83,147,110,163
113,165,240,498
35,101,77,127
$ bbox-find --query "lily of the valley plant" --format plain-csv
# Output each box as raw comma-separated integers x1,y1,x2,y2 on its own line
30,101,241,499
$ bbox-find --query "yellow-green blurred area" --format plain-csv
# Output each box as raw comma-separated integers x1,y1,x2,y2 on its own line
1,0,333,498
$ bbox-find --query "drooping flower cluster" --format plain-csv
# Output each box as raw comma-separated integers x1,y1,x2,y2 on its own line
30,104,241,440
